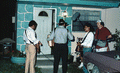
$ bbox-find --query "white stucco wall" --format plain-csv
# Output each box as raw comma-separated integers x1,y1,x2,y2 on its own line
71,7,120,53
102,6,120,51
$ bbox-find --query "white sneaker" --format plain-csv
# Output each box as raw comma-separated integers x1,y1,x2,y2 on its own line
80,60,81,62
73,54,77,62
78,62,83,68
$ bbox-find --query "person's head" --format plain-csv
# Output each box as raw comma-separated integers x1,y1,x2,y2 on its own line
84,22,94,32
29,20,37,30
97,20,104,29
59,19,66,26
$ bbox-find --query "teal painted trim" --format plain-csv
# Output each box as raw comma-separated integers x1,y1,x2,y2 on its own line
22,22,29,28
17,37,24,44
83,66,89,73
21,45,25,51
68,47,71,54
17,45,20,51
17,0,119,8
17,29,25,36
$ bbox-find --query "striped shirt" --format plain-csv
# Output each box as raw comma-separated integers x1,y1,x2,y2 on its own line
47,26,74,44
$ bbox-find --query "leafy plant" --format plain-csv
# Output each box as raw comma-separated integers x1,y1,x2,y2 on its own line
67,62,83,73
10,49,26,57
113,29,120,51
0,59,42,73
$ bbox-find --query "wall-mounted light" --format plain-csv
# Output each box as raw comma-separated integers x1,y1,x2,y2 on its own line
62,11,68,20
62,11,68,17
58,7,70,20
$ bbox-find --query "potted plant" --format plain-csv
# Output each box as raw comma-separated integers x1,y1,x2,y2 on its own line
10,49,26,65
113,29,120,51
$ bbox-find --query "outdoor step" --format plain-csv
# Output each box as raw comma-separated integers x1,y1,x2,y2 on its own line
37,57,54,60
36,59,62,65
37,54,54,60
39,67,62,73
36,60,54,65
35,54,63,73
37,54,54,58
36,65,62,69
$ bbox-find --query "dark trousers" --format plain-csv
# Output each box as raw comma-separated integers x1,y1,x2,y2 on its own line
53,43,68,73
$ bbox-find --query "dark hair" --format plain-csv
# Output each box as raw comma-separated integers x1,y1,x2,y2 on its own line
100,22,104,26
84,22,94,32
29,20,37,27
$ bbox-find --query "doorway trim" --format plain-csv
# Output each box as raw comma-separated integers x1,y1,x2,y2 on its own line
33,7,57,28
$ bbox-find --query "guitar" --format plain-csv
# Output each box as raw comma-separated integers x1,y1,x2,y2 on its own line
75,42,83,52
35,42,43,53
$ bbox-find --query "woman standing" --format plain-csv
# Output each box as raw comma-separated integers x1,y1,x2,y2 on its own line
77,23,94,69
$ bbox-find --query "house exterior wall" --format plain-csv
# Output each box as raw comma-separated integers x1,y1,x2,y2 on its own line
102,7,120,51
16,0,120,54
17,3,72,54
71,7,120,52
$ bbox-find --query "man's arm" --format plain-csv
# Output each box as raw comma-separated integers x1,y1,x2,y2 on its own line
105,27,112,39
95,29,98,39
47,30,55,41
107,35,112,38
67,30,74,41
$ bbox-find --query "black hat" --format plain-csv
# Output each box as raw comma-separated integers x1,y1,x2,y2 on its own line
59,19,66,25
58,19,68,26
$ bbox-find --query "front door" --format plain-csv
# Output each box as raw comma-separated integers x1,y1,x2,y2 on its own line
33,7,52,55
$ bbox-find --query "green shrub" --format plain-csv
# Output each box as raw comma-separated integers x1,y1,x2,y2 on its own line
67,62,83,73
0,59,42,73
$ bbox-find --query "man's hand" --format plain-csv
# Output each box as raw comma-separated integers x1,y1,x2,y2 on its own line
38,41,43,46
35,43,40,53
107,46,110,52
77,42,81,46
77,46,80,51
107,35,112,39
35,43,39,49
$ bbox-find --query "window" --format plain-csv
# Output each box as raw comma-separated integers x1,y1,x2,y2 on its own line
72,10,101,32
38,11,48,17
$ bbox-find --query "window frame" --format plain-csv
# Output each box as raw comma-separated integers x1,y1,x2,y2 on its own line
72,9,101,32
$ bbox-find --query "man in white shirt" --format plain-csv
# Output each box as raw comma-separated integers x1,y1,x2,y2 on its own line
23,20,42,73
47,19,74,73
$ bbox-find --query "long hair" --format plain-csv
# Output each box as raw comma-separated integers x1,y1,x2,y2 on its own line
84,22,94,32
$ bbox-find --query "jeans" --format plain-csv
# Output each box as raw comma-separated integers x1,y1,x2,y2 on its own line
83,48,92,73
83,48,92,55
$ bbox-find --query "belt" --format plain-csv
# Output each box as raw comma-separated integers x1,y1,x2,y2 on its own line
26,43,33,45
55,43,67,45
83,46,91,48
96,47,107,49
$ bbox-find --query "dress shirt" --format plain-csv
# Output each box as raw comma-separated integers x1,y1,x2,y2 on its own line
23,27,39,45
47,26,74,44
81,32,94,47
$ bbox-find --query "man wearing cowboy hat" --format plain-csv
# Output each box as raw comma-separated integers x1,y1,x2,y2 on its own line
47,19,74,73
